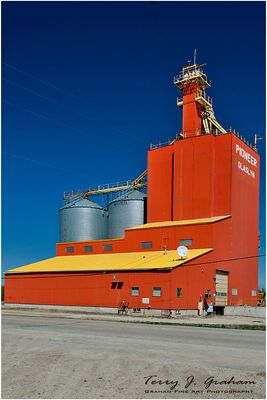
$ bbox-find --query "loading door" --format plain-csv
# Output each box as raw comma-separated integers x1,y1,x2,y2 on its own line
215,271,228,306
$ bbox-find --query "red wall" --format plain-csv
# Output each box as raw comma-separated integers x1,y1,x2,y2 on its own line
182,83,202,137
229,135,259,301
213,135,232,216
56,222,214,256
173,135,215,220
5,250,257,309
147,145,173,222
3,250,217,310
148,135,233,223
5,133,260,309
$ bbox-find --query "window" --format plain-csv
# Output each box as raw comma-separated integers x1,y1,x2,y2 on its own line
103,244,113,251
216,292,227,297
180,239,193,247
131,287,140,296
153,287,162,297
252,290,257,297
177,288,182,297
84,245,93,252
111,282,123,289
205,289,211,299
66,246,74,253
232,288,238,295
141,241,152,249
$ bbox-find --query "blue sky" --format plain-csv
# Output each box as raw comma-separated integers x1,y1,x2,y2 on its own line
2,1,266,288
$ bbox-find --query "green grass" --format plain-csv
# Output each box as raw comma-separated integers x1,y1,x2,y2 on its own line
131,321,266,330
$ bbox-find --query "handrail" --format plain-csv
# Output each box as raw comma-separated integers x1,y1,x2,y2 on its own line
173,69,210,86
63,172,148,200
177,91,213,106
150,139,173,150
196,90,213,105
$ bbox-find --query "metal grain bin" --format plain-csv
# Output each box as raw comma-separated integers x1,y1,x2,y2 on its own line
108,190,146,238
60,198,107,242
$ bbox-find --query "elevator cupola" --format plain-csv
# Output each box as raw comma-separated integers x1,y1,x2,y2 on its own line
174,61,226,138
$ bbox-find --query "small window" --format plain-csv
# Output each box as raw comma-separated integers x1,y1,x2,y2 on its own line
232,288,238,295
103,244,113,251
205,289,211,299
153,287,162,297
177,288,182,297
84,245,93,252
216,292,227,297
66,246,74,253
252,290,257,297
111,281,123,289
141,241,152,249
131,287,139,296
180,239,193,247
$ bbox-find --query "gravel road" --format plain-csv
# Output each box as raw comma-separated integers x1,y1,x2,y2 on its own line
2,315,265,399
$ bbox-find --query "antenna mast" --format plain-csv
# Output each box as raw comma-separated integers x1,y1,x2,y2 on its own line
254,134,263,151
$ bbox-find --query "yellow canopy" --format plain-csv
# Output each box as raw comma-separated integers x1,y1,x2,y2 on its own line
6,248,212,274
126,215,230,231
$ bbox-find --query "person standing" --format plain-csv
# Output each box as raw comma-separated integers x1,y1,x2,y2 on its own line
198,295,203,316
203,297,208,314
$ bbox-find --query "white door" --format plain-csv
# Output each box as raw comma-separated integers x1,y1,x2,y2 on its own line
215,271,228,306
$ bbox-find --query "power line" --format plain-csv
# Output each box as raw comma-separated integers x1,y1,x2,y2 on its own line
3,77,140,140
3,100,126,151
2,100,146,195
184,253,266,268
3,99,94,136
2,151,90,178
3,62,129,123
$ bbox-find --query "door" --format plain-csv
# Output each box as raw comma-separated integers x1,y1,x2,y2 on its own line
215,271,228,306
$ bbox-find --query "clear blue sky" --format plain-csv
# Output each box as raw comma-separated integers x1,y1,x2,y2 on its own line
2,2,266,288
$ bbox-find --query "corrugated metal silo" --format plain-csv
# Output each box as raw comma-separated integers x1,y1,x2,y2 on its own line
60,198,107,242
108,190,146,238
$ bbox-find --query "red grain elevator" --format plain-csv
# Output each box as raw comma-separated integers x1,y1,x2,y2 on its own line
4,60,260,312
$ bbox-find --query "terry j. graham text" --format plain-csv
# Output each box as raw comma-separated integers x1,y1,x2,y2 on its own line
143,375,256,393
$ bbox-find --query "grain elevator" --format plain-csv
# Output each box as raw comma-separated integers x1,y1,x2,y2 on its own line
4,60,260,314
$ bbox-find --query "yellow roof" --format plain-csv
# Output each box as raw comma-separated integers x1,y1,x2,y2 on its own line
6,248,212,274
126,215,230,231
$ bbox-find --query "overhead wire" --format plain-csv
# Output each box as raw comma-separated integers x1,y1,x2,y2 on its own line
4,60,164,148
183,253,266,268
3,99,100,137
3,62,150,145
2,99,130,181
3,99,147,199
3,62,129,123
2,62,167,177
3,100,127,151
3,77,142,141
2,151,90,178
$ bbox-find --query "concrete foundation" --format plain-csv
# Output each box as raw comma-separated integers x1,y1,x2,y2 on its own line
224,306,266,318
3,303,265,318
2,303,199,317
